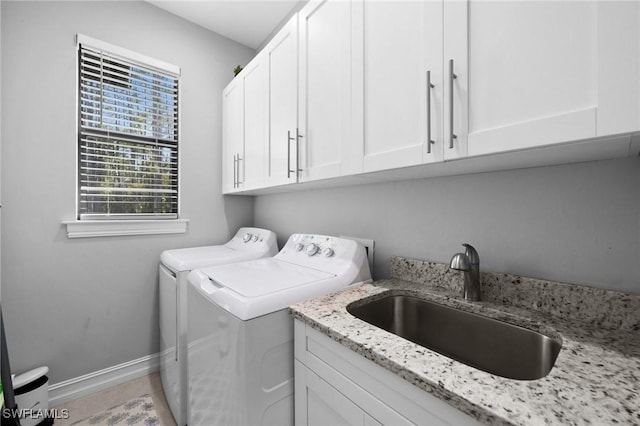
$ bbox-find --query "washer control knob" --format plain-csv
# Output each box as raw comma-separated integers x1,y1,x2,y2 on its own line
252,234,259,242
323,248,334,257
306,243,319,256
295,243,305,252
243,232,252,243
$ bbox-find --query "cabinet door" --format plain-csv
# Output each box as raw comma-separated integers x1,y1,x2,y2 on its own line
221,78,243,194
297,362,366,426
444,1,639,160
242,57,266,190
595,1,640,136
358,0,443,173
299,0,353,181
266,15,299,187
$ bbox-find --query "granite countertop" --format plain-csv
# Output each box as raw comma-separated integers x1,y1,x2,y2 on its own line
289,256,640,425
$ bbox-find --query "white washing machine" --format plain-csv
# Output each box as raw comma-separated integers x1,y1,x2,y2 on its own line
159,227,278,426
186,234,372,426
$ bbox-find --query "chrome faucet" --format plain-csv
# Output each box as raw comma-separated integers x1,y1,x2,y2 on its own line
449,243,481,301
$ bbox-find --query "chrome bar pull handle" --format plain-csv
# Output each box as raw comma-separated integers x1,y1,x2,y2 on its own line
287,130,296,179
426,70,435,154
449,59,457,149
236,154,243,185
296,128,303,176
233,154,237,188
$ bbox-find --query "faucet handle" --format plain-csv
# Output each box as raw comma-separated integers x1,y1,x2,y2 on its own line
449,252,470,271
462,243,479,265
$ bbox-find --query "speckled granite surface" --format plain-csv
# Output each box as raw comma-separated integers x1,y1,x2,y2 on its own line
391,256,640,331
290,256,640,425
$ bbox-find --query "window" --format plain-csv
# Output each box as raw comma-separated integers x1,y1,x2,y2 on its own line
77,36,180,220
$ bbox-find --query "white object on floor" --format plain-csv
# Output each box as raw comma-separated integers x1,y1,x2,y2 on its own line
13,366,50,426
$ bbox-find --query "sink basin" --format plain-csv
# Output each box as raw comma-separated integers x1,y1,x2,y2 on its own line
347,294,561,380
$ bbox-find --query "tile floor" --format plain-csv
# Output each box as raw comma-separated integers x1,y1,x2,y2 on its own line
52,372,177,426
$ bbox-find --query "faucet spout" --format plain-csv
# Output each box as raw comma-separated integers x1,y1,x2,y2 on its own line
449,243,481,301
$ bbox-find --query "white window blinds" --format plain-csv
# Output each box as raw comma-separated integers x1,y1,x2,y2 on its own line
78,40,180,219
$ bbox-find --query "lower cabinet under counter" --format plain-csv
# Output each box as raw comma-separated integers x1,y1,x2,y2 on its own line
293,319,481,426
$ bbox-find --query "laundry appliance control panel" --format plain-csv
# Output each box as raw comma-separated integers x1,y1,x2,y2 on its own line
224,227,279,255
276,234,371,280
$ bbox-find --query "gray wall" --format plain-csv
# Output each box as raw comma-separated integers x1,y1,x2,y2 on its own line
1,1,255,383
255,158,640,293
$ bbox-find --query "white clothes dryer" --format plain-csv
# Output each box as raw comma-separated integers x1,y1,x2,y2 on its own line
186,234,372,426
159,227,278,426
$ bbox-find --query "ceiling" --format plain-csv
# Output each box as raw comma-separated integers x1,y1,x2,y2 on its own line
147,0,302,50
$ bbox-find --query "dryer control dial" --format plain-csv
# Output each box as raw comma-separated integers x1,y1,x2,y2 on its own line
305,243,319,256
295,243,305,252
243,232,252,243
323,248,334,257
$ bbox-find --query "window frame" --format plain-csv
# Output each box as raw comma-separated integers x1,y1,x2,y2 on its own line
75,34,182,221
64,35,187,238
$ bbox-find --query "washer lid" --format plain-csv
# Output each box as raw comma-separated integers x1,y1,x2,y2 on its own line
202,258,335,298
161,246,241,271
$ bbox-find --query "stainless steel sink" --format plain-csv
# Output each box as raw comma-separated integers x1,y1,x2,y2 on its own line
347,294,562,380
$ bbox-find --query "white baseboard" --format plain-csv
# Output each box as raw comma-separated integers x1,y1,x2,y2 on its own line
48,352,160,407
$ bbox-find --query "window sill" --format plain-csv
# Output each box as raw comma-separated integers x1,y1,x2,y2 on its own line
62,219,189,239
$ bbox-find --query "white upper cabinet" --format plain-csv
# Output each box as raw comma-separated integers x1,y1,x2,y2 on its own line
356,0,444,173
299,0,358,181
222,55,266,194
222,1,639,195
222,78,243,194
444,0,640,160
242,57,266,190
595,1,640,137
265,15,300,187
